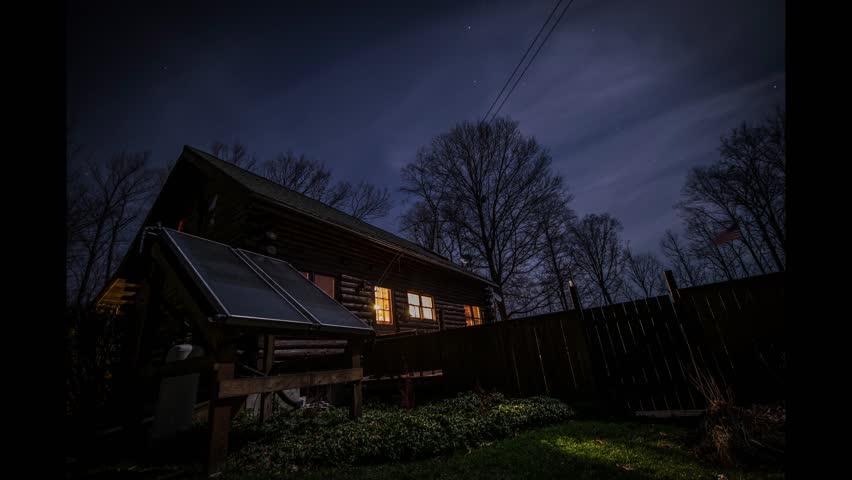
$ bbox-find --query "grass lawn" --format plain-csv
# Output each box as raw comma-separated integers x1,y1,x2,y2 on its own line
223,419,783,480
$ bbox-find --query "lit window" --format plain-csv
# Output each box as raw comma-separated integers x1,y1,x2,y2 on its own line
374,287,392,324
464,305,482,326
407,293,434,321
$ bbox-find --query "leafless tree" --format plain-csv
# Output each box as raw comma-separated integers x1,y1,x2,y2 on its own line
263,151,338,202
212,143,392,222
568,213,625,306
400,149,452,256
671,108,785,283
400,117,565,319
211,140,258,172
623,246,667,299
67,152,158,309
660,108,786,287
717,110,785,269
660,229,704,288
536,194,578,311
344,181,391,222
680,166,771,275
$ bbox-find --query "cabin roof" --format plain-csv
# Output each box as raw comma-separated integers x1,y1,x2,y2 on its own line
182,146,498,287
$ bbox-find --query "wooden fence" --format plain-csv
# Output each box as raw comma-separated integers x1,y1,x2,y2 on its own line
363,272,784,412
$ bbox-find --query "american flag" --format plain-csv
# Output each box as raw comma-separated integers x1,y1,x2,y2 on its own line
712,223,742,245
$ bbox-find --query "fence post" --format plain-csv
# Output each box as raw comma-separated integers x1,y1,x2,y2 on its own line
568,280,582,311
664,270,680,303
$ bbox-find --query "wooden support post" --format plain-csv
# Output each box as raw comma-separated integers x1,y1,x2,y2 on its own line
259,335,275,422
568,280,582,311
349,341,363,419
207,362,235,475
664,270,680,302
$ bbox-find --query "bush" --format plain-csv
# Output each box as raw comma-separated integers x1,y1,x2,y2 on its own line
224,392,574,474
695,402,785,468
690,366,785,468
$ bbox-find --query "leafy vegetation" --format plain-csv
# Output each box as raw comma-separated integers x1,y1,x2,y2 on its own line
223,417,784,480
224,392,575,473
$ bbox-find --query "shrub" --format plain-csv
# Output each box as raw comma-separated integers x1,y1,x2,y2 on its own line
690,366,785,468
224,392,574,475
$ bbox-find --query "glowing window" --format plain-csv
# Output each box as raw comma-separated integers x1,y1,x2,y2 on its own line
407,293,434,321
374,286,392,324
464,305,482,326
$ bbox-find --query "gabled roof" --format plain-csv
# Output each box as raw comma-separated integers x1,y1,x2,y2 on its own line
181,146,498,287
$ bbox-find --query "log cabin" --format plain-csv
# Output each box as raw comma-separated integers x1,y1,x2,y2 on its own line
91,146,506,471
98,146,504,376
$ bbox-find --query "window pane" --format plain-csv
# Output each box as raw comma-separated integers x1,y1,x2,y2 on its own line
473,306,481,322
374,286,392,324
407,293,420,306
423,307,433,320
422,296,433,308
409,305,420,318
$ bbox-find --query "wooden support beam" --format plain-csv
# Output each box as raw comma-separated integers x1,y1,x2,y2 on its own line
207,362,235,475
260,335,275,422
217,368,363,399
350,341,363,419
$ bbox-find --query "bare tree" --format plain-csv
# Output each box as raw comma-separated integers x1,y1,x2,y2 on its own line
660,229,704,288
717,112,785,269
211,144,392,222
211,140,258,172
400,149,452,256
345,182,391,222
263,151,338,203
400,117,565,319
623,246,667,299
400,201,447,255
658,108,786,288
536,194,577,311
67,152,158,309
671,108,786,282
568,213,625,306
681,166,771,275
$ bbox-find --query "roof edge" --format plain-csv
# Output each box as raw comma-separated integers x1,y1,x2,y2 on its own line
181,146,499,288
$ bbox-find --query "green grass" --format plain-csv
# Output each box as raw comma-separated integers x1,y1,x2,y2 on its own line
222,419,784,480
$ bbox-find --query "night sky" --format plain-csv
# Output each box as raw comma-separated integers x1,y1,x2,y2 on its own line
66,0,785,255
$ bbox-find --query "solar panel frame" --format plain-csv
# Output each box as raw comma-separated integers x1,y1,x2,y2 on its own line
160,228,317,331
236,249,374,335
158,228,373,336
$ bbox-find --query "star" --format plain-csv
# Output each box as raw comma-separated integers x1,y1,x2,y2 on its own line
465,25,472,31
772,84,777,89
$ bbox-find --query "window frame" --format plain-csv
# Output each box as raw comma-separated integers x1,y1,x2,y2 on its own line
374,286,393,325
464,305,483,326
407,292,435,321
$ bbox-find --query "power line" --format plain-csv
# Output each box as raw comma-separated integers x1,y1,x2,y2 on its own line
482,0,565,122
489,0,576,123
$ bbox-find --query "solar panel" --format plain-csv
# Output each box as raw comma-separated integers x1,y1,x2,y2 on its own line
159,228,373,335
162,229,314,328
239,250,372,333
